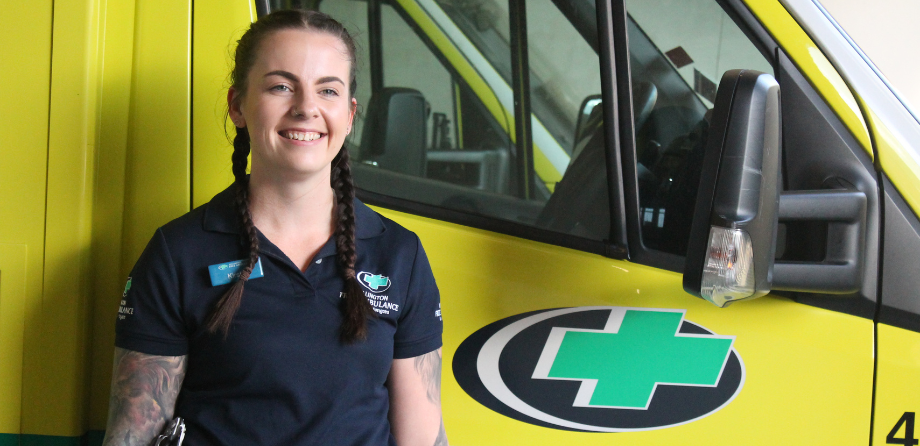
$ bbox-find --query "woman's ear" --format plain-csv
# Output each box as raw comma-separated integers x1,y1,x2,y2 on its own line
228,88,246,128
347,97,357,134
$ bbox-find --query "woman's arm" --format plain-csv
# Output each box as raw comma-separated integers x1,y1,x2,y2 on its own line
102,347,187,446
388,348,448,446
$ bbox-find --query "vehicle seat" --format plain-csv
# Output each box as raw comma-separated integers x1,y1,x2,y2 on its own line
535,121,609,239
358,87,428,177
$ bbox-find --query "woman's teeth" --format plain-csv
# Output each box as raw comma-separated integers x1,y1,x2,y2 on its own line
283,131,322,141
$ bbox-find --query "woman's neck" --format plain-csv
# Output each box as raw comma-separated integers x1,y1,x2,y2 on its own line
247,168,336,241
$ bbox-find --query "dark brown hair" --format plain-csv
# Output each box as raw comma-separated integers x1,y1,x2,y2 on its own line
207,9,373,342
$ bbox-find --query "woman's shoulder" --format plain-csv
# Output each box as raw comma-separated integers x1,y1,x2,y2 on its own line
354,199,422,250
156,185,240,249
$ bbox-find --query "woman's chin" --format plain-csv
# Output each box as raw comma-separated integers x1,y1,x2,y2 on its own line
254,160,335,182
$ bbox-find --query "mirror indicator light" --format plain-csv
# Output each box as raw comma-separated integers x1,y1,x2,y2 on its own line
701,226,755,307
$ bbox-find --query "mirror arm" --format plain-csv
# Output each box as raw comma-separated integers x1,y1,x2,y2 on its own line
772,190,867,294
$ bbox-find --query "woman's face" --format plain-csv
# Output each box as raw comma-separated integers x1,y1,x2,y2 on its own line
230,29,356,182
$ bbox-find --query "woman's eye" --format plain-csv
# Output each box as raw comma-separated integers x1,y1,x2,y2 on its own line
271,85,292,92
320,88,339,97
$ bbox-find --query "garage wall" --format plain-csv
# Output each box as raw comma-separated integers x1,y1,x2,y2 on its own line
819,0,920,115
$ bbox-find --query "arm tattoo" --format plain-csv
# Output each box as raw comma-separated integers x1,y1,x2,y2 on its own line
414,349,442,405
102,347,187,446
433,418,449,446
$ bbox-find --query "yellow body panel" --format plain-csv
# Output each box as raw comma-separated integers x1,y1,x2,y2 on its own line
86,0,139,429
90,0,194,431
874,324,920,445
118,0,192,271
375,206,873,444
0,245,28,433
22,0,104,435
89,0,193,430
0,0,53,436
191,0,255,208
746,0,872,158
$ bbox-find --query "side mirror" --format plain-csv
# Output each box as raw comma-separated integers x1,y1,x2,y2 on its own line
683,70,781,307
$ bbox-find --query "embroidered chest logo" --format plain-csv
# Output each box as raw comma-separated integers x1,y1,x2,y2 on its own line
358,271,391,293
356,271,397,316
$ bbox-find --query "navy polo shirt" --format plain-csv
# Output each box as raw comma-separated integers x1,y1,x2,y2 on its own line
115,185,443,446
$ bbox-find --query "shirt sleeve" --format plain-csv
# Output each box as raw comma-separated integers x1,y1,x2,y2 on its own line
114,228,189,356
393,235,443,359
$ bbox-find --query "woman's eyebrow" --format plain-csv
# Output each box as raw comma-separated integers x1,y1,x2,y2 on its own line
316,76,344,86
264,70,299,82
263,72,343,87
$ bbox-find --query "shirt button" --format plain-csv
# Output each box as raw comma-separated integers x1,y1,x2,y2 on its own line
316,259,322,264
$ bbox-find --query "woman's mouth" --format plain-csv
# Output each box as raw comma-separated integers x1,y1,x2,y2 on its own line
281,131,324,142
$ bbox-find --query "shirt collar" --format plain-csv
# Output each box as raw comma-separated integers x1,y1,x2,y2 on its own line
202,184,386,240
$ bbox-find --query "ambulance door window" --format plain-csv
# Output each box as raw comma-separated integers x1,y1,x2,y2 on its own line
523,0,609,238
625,0,772,256
339,0,613,248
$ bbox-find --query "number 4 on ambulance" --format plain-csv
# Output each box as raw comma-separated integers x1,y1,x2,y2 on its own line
888,412,918,446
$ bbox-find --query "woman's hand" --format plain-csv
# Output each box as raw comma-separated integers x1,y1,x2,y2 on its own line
101,347,187,446
388,348,448,446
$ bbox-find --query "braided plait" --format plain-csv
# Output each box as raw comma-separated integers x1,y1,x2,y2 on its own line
206,127,260,337
333,146,375,342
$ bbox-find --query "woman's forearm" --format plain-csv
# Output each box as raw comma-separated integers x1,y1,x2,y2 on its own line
389,349,448,446
415,351,448,445
102,347,187,446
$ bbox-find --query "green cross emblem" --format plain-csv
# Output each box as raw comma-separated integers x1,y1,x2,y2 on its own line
364,274,389,290
534,309,734,409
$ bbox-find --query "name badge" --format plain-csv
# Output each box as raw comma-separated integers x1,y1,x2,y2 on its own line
208,258,264,286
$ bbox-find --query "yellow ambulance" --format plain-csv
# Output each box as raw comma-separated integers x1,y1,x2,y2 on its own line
1,0,918,444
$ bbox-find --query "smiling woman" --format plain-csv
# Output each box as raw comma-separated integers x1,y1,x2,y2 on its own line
103,9,447,446
230,30,357,184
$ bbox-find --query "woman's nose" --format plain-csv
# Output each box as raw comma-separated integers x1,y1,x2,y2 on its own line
291,92,319,119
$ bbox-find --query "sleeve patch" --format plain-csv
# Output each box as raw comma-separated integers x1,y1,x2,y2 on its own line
118,276,135,320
